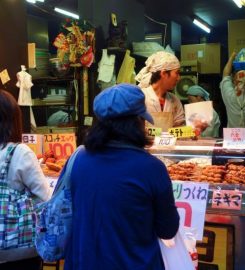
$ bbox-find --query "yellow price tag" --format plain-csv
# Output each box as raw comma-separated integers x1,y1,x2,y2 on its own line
146,127,162,137
168,126,195,138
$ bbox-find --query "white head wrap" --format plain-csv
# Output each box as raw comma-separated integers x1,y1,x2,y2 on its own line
135,51,180,88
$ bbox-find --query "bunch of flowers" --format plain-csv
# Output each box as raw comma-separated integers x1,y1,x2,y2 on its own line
53,19,95,68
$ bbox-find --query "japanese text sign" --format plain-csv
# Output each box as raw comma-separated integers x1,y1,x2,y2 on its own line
146,127,162,137
43,133,76,159
22,134,43,156
172,181,209,240
168,126,195,138
223,128,245,149
212,190,242,210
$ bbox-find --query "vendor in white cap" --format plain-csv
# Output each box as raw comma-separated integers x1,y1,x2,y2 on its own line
187,85,221,137
135,51,185,129
220,49,245,127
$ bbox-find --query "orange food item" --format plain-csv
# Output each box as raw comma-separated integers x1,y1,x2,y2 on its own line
37,154,43,159
46,162,62,172
45,157,56,163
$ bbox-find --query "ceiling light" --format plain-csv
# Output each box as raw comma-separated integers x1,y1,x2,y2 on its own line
193,18,211,33
232,0,242,8
26,0,44,3
54,7,80,20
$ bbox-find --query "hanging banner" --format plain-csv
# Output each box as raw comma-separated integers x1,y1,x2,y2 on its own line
172,181,209,240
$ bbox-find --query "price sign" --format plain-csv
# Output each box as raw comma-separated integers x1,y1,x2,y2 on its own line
211,190,242,210
22,134,43,156
154,135,176,147
43,133,76,158
168,126,195,138
223,128,245,149
146,127,162,137
172,181,209,240
84,116,93,126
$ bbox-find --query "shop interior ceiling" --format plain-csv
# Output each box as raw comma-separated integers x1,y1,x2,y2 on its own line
27,0,245,41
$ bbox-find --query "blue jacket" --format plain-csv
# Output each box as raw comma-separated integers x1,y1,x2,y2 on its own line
64,146,179,270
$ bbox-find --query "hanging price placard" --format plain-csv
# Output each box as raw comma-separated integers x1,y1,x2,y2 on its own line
145,127,162,137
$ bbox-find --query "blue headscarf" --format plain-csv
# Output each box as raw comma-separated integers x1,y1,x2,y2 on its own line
187,85,210,101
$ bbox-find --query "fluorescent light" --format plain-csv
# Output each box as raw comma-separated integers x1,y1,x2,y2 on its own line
232,0,242,8
54,7,80,20
26,0,44,3
193,18,211,33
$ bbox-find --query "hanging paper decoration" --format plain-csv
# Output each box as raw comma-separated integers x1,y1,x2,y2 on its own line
53,19,95,68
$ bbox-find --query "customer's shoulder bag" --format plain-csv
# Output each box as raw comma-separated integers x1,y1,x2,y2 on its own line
35,145,83,262
0,143,37,249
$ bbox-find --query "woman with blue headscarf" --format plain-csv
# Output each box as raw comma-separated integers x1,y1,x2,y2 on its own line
187,85,221,137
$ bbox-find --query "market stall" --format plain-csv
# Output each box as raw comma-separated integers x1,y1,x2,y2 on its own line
149,138,245,270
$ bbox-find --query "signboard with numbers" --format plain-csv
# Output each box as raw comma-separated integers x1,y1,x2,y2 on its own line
22,134,43,155
168,126,195,138
223,128,245,149
172,181,209,240
43,133,76,158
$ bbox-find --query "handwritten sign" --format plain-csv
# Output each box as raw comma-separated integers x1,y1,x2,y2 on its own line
154,135,176,147
223,128,245,149
168,126,195,138
172,181,209,240
43,133,76,158
22,134,43,156
146,127,162,137
211,190,242,210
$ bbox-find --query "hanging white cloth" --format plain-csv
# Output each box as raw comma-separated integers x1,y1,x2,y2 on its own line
16,65,36,127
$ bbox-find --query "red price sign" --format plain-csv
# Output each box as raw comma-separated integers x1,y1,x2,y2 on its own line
43,133,76,158
212,190,242,210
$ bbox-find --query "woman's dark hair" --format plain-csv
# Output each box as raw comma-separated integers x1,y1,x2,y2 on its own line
0,90,23,148
150,70,171,84
84,115,152,151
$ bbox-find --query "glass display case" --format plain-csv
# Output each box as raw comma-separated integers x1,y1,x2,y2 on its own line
148,138,245,216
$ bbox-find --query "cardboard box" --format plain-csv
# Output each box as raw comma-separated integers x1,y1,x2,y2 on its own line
181,43,221,74
228,19,245,57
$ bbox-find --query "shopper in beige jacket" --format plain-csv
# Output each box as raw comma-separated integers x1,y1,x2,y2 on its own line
0,89,51,270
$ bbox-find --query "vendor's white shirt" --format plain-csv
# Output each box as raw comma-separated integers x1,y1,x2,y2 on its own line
220,76,245,127
142,85,185,127
0,143,51,263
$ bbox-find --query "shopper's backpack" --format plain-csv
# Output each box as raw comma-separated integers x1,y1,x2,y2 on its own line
35,145,82,262
0,143,36,249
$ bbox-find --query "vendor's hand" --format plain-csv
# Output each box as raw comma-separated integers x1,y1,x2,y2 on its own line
230,51,237,61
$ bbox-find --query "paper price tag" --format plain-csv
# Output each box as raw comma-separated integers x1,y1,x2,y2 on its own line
168,126,195,138
22,134,43,156
154,136,176,146
84,116,93,126
223,128,245,149
211,190,242,210
43,133,76,158
146,127,162,137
